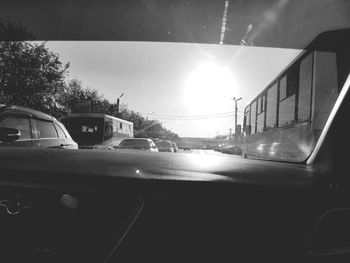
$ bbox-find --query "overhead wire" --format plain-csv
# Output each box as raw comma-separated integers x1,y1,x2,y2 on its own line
141,111,244,120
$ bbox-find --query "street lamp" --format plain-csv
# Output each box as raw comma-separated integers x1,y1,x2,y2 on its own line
116,93,124,116
232,97,242,142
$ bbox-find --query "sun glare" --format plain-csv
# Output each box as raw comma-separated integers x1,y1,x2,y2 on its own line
183,63,236,114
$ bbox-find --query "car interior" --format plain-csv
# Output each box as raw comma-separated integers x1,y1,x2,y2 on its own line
0,0,349,262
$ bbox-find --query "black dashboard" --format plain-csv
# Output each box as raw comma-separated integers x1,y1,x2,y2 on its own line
0,147,335,262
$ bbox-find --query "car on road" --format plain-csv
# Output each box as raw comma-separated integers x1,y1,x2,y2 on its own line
0,105,78,149
183,146,191,151
116,138,158,152
154,140,174,152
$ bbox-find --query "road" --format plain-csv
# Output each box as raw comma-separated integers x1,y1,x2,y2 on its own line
177,148,241,157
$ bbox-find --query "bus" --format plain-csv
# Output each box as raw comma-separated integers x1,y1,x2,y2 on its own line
242,29,350,162
60,113,133,149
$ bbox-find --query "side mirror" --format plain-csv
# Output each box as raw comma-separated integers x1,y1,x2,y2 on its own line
0,127,20,142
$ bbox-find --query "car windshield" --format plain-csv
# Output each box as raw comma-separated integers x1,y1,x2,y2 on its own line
0,0,349,162
155,141,171,147
118,139,150,150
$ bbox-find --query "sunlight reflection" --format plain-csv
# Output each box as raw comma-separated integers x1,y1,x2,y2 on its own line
297,142,312,157
269,142,279,156
185,152,223,170
257,144,264,152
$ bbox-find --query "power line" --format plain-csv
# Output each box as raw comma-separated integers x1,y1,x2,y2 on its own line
142,111,234,117
148,114,243,120
141,111,243,118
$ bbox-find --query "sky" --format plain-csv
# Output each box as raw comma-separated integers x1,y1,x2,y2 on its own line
46,41,300,138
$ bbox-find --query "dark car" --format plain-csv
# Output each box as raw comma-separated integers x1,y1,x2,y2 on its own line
154,140,174,152
117,138,158,152
0,105,78,149
183,146,191,151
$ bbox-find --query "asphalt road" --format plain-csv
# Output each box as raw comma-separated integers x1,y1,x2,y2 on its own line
177,148,240,157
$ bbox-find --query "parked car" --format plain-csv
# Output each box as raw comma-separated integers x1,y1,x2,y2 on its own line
154,140,174,152
116,138,158,152
0,105,78,149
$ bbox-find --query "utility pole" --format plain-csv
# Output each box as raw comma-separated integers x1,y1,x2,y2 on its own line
116,93,124,116
232,97,242,143
229,128,232,140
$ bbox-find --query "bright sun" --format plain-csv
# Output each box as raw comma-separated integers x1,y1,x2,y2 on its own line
183,62,236,114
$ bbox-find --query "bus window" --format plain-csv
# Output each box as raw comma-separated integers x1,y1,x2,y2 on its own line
120,123,123,130
279,94,296,127
251,101,257,134
247,105,251,134
266,83,278,129
298,53,313,122
279,76,287,100
113,120,117,132
312,52,338,131
278,65,298,127
243,106,250,134
287,64,299,97
262,95,266,112
104,121,113,140
257,94,266,133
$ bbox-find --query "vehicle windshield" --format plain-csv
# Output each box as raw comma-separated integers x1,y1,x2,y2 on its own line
0,0,349,162
118,139,150,150
61,117,104,147
155,141,171,147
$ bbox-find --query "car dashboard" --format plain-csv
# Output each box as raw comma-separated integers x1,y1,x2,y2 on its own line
0,147,336,262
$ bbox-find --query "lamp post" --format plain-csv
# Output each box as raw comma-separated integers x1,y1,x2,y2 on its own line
116,93,124,116
232,97,242,143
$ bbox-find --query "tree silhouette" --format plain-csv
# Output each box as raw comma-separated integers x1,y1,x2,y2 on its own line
0,21,69,116
0,21,179,139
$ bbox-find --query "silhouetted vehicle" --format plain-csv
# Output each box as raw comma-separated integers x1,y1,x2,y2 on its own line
116,138,158,152
242,29,350,162
0,105,78,149
154,140,174,152
60,113,133,149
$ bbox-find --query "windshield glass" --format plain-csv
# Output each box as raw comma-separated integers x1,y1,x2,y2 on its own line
118,139,150,150
60,117,104,147
0,0,349,162
155,141,171,147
